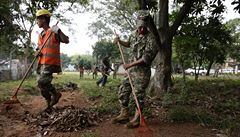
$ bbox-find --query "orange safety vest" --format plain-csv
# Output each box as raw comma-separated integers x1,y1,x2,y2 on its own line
38,29,61,65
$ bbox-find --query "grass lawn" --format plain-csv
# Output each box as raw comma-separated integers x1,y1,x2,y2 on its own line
0,72,239,132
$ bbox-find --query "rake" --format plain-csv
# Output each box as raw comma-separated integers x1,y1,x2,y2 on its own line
4,21,59,105
114,30,147,128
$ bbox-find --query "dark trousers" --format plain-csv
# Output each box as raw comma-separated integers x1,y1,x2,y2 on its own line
96,74,108,86
93,72,97,79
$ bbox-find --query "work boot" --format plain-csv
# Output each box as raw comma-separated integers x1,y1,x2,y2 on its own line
125,109,140,128
43,106,52,114
111,107,129,124
50,92,62,107
43,98,52,114
46,98,51,108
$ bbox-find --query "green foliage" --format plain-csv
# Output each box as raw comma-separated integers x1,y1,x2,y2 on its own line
162,92,174,107
84,78,121,114
60,53,71,69
168,77,240,129
173,15,232,79
0,0,21,58
1,72,239,131
226,18,240,62
88,0,137,39
176,81,190,105
70,54,94,69
169,105,195,122
0,76,37,102
92,39,121,63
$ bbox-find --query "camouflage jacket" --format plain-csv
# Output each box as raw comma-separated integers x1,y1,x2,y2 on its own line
128,30,157,73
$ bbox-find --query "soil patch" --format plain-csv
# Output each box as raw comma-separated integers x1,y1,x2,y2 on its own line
0,91,221,137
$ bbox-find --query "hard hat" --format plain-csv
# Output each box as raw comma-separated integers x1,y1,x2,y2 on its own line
36,9,52,17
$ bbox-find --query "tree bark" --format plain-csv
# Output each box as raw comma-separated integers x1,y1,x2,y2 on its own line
141,0,195,98
206,60,214,76
153,0,171,96
137,0,147,10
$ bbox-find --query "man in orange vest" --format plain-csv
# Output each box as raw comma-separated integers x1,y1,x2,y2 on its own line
35,9,69,113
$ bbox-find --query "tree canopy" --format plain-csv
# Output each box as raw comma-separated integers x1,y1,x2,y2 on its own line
92,39,121,64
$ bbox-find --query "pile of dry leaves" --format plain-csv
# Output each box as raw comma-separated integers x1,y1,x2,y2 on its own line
24,106,101,132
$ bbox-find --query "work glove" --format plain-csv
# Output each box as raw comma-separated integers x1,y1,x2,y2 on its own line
51,25,60,34
113,36,120,44
123,64,130,70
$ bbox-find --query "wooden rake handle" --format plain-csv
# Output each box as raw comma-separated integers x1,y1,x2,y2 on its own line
114,30,144,121
12,21,59,97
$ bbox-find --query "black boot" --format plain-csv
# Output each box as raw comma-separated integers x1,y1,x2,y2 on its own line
50,92,62,107
43,97,52,114
50,88,62,107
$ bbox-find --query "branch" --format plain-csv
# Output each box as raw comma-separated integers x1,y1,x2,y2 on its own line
158,0,169,35
117,9,135,30
19,8,27,31
168,0,195,39
16,35,27,48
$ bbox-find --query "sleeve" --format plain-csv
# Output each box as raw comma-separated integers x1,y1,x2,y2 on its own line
55,30,68,42
142,34,158,66
55,33,62,42
128,30,137,44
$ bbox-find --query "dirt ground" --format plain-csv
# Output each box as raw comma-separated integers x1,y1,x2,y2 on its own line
0,91,220,137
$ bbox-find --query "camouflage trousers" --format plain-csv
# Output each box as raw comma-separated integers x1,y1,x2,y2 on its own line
37,71,56,101
118,70,151,110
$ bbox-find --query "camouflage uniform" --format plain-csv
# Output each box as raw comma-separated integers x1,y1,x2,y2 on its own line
118,30,157,110
37,64,61,107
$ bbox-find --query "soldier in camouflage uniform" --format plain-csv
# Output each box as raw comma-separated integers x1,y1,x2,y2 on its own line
112,10,158,128
35,9,69,113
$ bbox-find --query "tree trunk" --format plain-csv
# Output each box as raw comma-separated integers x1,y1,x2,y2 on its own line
142,0,195,98
156,41,172,89
180,59,186,81
206,61,214,76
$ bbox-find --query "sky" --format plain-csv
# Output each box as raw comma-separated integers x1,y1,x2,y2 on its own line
223,1,239,21
31,11,97,56
31,1,239,57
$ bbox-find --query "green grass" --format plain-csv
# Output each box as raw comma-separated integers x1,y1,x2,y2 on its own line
167,77,240,130
0,72,239,131
0,76,38,102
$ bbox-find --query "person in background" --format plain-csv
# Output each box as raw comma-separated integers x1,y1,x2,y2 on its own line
112,63,119,79
92,64,99,79
96,54,113,87
79,64,84,79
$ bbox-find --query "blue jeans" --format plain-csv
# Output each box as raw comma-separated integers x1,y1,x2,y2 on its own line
96,74,108,87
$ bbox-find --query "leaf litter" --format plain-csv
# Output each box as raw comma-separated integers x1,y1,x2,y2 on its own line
23,105,102,134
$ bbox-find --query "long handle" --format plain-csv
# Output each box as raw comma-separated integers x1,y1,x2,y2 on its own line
114,30,144,121
12,21,59,97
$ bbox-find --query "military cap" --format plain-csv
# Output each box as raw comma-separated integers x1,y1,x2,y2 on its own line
137,10,150,20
